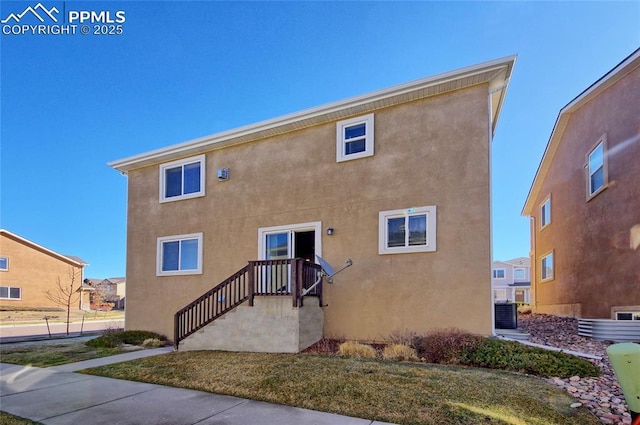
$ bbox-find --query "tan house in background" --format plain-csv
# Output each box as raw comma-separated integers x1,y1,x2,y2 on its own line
84,277,126,310
0,229,87,309
110,56,516,350
522,48,640,320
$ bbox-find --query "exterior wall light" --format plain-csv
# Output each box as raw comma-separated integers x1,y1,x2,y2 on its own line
327,228,334,235
217,168,229,181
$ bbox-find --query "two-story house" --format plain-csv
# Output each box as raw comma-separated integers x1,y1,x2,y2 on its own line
492,257,531,303
110,56,516,351
84,277,126,310
522,48,640,320
0,229,87,309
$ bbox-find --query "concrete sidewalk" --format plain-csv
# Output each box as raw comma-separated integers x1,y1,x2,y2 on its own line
0,348,395,425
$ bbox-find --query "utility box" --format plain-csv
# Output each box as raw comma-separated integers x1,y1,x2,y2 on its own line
494,303,518,329
606,342,640,422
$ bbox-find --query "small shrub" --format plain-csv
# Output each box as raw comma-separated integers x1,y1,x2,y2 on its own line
303,338,344,354
387,330,417,346
517,304,532,315
338,341,377,359
142,338,163,348
86,330,167,348
413,328,483,364
459,338,601,378
382,344,418,362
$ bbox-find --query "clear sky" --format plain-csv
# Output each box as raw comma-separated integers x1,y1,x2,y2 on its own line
1,1,639,279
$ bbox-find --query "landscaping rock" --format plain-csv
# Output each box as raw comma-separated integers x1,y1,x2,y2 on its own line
519,314,632,425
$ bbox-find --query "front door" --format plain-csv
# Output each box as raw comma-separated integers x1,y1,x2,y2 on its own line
259,223,321,293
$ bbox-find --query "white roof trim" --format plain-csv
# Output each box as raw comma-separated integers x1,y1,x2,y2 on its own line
110,55,516,173
0,229,87,267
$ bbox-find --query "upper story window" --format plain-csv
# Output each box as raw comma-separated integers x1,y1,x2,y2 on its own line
514,268,526,280
0,286,21,300
157,233,203,276
379,206,436,254
587,137,607,198
540,196,551,229
493,269,506,279
159,155,205,203
0,257,8,271
336,113,374,162
541,252,554,282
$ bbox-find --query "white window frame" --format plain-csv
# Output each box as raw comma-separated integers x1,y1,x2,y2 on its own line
493,268,506,279
513,268,526,280
156,232,203,276
336,113,374,162
615,311,640,321
0,256,8,271
540,252,554,282
494,288,508,301
159,155,206,203
540,196,551,229
0,286,21,300
379,206,436,255
586,136,607,200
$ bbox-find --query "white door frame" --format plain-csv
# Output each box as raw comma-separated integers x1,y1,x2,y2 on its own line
257,221,323,261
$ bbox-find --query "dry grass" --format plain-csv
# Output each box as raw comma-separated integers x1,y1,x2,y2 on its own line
337,341,377,358
0,341,133,367
0,412,42,425
0,308,124,325
382,343,418,362
82,351,599,425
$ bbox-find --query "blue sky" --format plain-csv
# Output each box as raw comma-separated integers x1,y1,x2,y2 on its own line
1,1,639,279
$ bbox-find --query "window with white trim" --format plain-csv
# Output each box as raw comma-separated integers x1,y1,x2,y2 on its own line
514,268,526,280
157,233,203,276
493,269,506,279
541,252,554,281
587,138,607,198
540,196,551,228
336,113,374,162
615,312,640,321
379,206,436,254
159,155,205,203
0,257,8,271
0,286,21,300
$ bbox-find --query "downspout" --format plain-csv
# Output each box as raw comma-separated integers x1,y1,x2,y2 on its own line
529,216,537,312
488,81,509,337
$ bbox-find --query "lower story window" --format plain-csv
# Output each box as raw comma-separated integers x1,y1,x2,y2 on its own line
541,252,554,281
0,286,21,300
379,206,437,254
157,233,203,276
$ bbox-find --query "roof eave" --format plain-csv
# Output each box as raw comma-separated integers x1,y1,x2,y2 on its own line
522,48,640,216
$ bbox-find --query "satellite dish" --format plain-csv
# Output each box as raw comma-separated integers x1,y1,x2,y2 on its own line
301,255,353,296
316,255,335,276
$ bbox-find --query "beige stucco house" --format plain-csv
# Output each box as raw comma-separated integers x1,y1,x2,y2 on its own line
110,56,516,351
522,48,640,320
0,229,87,309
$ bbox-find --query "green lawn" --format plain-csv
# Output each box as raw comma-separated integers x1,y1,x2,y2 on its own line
82,351,599,425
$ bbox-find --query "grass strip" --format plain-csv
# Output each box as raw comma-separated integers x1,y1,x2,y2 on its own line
82,351,599,425
0,342,135,367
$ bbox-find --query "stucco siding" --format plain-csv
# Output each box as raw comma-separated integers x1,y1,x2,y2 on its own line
124,84,492,341
531,63,640,318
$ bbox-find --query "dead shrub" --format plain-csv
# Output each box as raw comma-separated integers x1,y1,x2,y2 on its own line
413,328,483,364
337,341,377,359
142,338,163,348
382,344,418,362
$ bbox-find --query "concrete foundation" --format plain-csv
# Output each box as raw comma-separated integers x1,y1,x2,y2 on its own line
180,296,323,353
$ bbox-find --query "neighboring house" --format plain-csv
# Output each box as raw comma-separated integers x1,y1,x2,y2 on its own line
0,229,87,309
109,56,516,351
492,257,531,303
84,277,126,310
522,48,640,320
